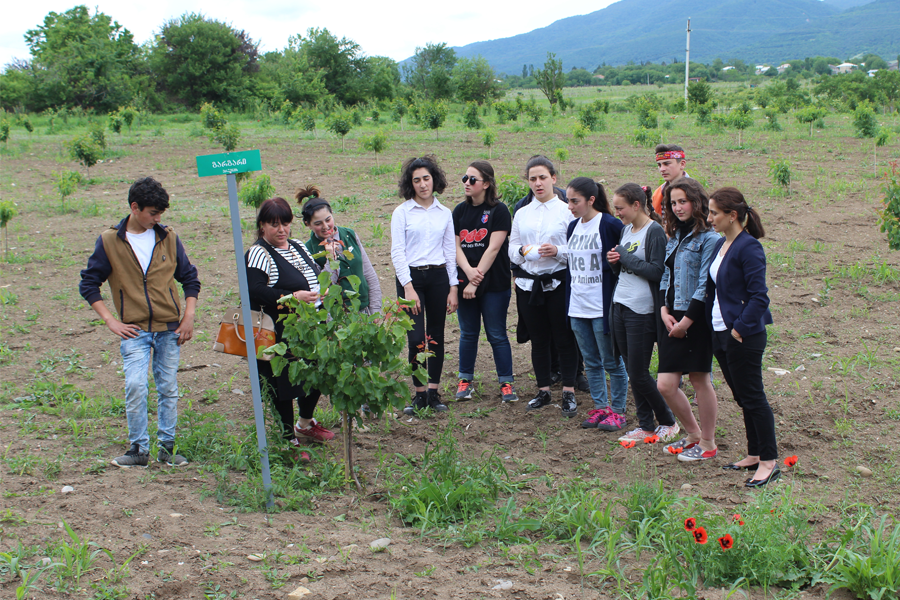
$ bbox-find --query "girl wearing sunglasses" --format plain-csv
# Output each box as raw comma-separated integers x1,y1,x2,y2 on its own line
453,161,517,403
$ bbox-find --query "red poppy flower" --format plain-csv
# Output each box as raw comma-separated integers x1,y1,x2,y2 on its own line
684,518,697,531
620,440,637,449
732,513,742,522
667,446,683,455
643,434,660,444
693,527,708,544
784,455,798,467
718,534,734,550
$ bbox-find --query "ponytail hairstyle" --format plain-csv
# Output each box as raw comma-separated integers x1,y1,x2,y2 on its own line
709,187,765,239
296,185,332,225
467,160,499,207
615,183,661,223
568,177,611,215
664,178,710,237
524,154,557,178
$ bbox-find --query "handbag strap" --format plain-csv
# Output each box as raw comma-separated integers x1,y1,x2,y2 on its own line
232,310,262,342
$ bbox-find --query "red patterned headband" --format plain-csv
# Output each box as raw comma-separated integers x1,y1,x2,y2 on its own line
656,151,685,161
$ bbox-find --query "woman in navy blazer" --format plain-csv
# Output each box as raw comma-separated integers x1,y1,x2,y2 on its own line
705,187,778,488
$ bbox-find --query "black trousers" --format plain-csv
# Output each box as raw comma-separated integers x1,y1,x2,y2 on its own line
258,359,321,440
713,329,778,461
397,269,449,386
516,284,578,388
611,304,676,431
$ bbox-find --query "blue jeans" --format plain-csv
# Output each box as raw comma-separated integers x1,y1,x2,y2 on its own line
120,330,180,453
457,288,514,383
570,317,628,412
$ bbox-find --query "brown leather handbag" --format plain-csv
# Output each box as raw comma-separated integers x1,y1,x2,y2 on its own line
212,308,277,361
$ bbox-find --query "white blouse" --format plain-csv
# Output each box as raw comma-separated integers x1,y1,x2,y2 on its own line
390,198,458,287
509,196,572,292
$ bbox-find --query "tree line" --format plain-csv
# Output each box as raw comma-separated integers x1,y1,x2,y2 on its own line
2,5,898,117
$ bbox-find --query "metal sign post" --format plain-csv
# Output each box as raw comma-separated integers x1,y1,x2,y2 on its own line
196,150,272,507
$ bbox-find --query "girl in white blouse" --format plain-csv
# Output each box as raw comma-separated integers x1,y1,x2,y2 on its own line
391,155,459,414
509,155,579,418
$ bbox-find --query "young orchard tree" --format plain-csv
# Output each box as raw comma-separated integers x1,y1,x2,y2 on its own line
795,106,827,137
326,114,352,150
0,200,18,260
67,135,102,177
482,129,497,159
534,52,565,106
418,100,448,140
360,132,389,167
729,109,753,147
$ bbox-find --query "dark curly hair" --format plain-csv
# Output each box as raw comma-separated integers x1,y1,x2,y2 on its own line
128,177,170,211
398,155,447,200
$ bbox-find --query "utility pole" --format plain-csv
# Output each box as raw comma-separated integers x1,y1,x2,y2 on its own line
684,18,691,106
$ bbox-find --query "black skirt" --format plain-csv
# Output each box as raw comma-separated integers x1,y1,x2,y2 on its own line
657,309,713,374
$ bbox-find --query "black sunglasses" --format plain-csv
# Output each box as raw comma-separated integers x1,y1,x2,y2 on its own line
461,175,482,184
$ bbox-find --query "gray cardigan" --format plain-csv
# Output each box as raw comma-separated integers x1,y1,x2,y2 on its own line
609,220,667,357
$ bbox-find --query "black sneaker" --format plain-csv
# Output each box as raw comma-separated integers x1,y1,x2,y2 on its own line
500,382,519,403
427,389,448,412
561,391,577,418
549,372,562,386
111,443,149,468
455,379,473,401
402,392,427,415
157,442,189,467
576,374,590,393
527,390,552,411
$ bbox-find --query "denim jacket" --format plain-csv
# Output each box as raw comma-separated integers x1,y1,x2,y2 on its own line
660,228,719,311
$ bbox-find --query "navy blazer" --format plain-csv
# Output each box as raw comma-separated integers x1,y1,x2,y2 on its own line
705,230,773,337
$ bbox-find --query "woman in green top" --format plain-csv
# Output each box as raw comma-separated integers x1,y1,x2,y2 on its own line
297,186,383,314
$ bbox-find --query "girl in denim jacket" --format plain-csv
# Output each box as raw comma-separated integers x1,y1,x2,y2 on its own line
656,178,720,462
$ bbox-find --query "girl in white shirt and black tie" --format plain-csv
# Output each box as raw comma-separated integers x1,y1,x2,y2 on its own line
509,155,579,417
391,155,459,415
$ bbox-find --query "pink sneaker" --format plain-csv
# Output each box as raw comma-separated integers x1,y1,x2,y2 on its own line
293,418,335,443
597,412,627,431
581,408,611,429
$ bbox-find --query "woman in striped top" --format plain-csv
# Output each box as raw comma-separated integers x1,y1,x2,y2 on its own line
246,197,334,458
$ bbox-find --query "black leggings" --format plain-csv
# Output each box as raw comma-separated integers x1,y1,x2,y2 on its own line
258,359,321,440
611,303,675,431
516,284,577,388
713,329,777,461
397,268,449,386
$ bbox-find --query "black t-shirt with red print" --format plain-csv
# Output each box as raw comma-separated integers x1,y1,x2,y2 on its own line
452,200,512,294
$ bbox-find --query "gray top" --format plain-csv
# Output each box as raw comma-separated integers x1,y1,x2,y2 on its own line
613,223,654,314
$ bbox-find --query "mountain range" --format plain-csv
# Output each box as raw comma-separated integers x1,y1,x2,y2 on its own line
451,0,900,74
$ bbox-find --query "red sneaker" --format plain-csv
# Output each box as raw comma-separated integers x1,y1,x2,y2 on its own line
293,418,335,442
288,438,311,462
581,408,611,429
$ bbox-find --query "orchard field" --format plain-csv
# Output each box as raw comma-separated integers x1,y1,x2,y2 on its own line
1,85,900,600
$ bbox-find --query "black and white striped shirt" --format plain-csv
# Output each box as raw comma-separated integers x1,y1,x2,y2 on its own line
246,240,320,294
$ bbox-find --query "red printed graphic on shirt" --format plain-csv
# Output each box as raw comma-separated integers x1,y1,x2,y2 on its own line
460,229,488,244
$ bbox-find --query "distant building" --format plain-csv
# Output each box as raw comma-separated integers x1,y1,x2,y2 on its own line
755,65,771,75
868,69,879,77
722,66,736,71
829,62,857,75
688,77,703,83
777,63,791,74
888,60,899,72
592,74,605,80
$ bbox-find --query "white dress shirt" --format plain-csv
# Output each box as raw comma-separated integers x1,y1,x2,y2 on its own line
509,196,573,292
391,197,458,287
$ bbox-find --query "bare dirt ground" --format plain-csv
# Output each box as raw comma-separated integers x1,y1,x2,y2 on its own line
1,113,898,599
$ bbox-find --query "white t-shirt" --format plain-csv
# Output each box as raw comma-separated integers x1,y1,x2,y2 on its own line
613,223,654,314
710,251,726,331
125,229,156,274
567,215,605,319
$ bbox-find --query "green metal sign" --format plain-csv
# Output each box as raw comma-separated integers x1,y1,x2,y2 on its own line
195,150,262,177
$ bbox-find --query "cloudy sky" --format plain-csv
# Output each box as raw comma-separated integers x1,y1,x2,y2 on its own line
2,0,618,68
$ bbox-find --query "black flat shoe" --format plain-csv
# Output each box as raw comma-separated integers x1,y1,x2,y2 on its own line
745,468,781,488
723,462,758,471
